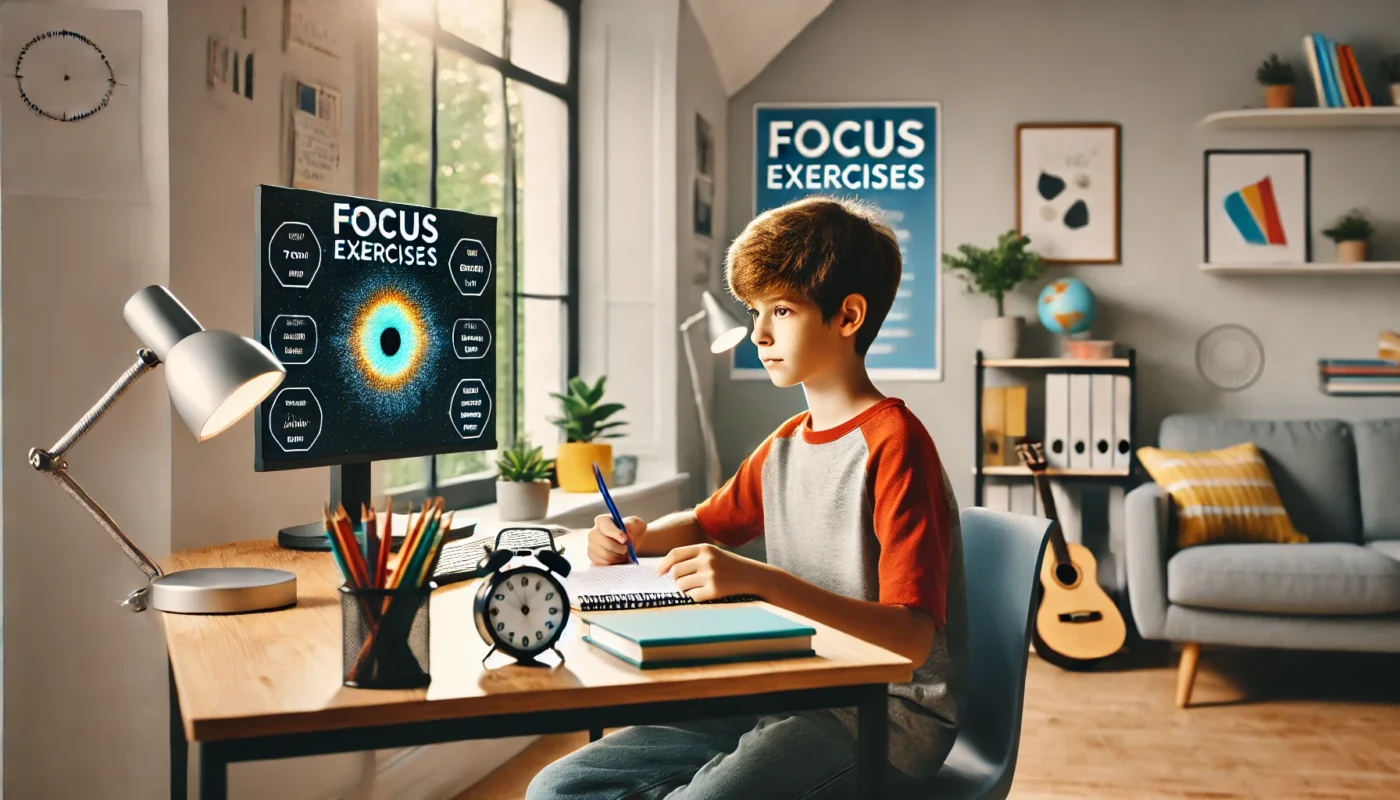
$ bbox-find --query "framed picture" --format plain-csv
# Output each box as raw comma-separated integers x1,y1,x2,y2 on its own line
1204,149,1310,266
695,112,714,178
1016,122,1121,264
693,175,713,238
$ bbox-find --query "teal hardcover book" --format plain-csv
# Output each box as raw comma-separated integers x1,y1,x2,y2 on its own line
581,607,817,669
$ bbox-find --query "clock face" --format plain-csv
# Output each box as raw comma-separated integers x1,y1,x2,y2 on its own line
14,30,116,122
484,567,567,655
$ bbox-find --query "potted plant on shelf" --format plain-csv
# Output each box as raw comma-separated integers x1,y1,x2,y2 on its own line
1382,53,1400,106
1323,209,1375,263
549,375,627,492
943,229,1045,359
496,436,555,521
1256,53,1295,108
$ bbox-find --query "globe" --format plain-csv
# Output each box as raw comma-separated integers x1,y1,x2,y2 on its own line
1037,278,1096,337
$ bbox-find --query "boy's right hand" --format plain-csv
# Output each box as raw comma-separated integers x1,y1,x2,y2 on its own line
587,513,646,565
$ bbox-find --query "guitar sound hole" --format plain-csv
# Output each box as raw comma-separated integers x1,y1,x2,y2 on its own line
1054,563,1080,586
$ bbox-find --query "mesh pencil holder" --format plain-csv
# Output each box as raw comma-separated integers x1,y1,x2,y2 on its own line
339,582,436,690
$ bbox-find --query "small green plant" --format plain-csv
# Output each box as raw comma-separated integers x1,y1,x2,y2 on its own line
1322,209,1375,243
1381,53,1400,83
549,375,627,443
496,436,555,482
1256,53,1295,86
942,229,1046,317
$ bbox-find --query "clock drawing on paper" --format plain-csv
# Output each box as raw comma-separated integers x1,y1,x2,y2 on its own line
13,29,117,122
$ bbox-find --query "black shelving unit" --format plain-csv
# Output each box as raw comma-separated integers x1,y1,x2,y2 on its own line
972,348,1141,508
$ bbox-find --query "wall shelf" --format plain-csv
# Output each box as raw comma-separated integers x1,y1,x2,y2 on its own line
981,357,1130,368
974,466,1131,478
1199,262,1400,275
1199,107,1400,130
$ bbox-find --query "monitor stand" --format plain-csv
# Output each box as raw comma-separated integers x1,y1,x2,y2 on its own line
276,462,373,550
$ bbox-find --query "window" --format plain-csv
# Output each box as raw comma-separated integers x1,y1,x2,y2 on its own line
377,0,578,506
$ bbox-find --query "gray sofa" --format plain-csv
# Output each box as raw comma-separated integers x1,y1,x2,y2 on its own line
1124,414,1400,708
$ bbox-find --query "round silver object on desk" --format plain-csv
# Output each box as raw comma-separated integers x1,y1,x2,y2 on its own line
149,567,298,614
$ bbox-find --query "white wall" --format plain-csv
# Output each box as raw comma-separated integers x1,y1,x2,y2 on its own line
2,1,171,797
716,0,1400,520
579,0,681,484
675,0,730,508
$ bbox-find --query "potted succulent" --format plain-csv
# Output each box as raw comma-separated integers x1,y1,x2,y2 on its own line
1256,53,1296,108
549,375,627,492
943,229,1045,359
1382,53,1400,106
1323,209,1375,263
495,436,555,521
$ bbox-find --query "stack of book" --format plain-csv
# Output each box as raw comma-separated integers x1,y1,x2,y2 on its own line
1301,33,1373,108
1319,359,1400,395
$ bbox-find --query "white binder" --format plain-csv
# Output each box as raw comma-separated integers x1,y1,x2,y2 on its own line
1090,374,1115,470
1068,374,1092,469
1112,375,1133,468
984,483,1011,511
1044,373,1069,469
1009,483,1036,516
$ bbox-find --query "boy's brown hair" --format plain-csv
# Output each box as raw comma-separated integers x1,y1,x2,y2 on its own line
725,195,901,356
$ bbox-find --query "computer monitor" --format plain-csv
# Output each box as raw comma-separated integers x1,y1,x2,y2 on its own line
254,185,497,545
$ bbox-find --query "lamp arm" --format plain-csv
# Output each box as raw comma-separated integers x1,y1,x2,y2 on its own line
28,349,166,607
681,321,722,495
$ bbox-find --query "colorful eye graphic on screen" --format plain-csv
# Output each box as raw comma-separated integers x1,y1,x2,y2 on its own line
352,288,427,391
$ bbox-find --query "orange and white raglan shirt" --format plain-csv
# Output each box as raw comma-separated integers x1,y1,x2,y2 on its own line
694,397,967,782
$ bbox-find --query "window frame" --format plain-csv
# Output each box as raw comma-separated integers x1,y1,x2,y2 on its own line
376,0,581,510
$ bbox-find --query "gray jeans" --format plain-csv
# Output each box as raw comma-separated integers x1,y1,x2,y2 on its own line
524,711,922,800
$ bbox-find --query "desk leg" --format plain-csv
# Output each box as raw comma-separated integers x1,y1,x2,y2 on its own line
200,743,228,800
170,659,187,800
856,686,887,800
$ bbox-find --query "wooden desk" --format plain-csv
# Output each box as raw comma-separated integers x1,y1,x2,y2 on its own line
164,534,911,799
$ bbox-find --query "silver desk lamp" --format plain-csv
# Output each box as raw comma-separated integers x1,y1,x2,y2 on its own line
28,285,296,614
680,290,749,494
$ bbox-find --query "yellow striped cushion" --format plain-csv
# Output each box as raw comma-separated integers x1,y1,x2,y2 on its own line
1136,442,1308,548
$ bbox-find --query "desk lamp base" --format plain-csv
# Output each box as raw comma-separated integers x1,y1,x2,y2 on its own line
148,567,298,614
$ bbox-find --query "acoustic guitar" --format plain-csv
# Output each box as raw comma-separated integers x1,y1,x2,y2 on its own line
1014,438,1127,670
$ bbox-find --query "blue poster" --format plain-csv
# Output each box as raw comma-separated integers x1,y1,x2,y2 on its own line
733,103,942,381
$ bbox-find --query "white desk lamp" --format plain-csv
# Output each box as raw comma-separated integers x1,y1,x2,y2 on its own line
680,290,749,494
28,285,296,614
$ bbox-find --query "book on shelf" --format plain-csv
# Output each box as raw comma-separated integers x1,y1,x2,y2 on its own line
1304,33,1374,108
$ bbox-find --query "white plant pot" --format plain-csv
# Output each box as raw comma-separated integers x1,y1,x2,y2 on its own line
496,480,551,522
1391,83,1400,106
978,316,1023,359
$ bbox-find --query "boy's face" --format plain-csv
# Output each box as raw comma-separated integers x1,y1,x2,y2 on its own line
745,293,855,388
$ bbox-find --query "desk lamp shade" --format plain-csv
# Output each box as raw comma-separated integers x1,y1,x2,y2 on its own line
124,286,286,439
700,290,748,353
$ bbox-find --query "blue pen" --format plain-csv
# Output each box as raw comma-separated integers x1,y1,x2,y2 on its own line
594,461,636,563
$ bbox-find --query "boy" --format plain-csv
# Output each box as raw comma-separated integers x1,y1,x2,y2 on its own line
527,196,966,799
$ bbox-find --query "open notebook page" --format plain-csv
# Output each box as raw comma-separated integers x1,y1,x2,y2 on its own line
566,557,682,598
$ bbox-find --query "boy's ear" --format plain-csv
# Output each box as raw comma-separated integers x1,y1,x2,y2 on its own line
837,293,867,339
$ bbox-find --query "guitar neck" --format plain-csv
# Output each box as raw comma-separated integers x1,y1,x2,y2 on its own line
1030,471,1072,565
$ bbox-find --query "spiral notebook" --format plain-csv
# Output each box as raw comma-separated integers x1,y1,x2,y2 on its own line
566,557,761,611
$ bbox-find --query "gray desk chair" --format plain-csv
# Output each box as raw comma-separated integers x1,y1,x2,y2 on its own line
919,507,1052,800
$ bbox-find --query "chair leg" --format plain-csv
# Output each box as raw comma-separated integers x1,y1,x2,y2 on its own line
1175,643,1200,708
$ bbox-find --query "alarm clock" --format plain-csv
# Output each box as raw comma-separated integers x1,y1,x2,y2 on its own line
473,527,572,666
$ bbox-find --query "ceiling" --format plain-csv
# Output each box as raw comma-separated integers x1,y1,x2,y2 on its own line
686,0,834,96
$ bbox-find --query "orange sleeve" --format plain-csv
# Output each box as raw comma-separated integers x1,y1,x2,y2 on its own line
863,411,953,627
693,424,785,548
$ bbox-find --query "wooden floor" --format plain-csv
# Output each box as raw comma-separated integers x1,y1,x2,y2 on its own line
455,643,1400,799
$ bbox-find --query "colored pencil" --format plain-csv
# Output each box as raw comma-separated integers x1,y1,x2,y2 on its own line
323,504,354,585
375,495,394,589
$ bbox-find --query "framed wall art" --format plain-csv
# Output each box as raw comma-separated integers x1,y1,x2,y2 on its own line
1016,122,1121,264
1204,149,1311,266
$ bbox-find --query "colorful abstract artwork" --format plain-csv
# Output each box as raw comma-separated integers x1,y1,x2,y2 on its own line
1205,150,1310,266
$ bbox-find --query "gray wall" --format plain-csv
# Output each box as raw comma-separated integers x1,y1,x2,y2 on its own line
677,0,730,507
3,2,171,797
717,0,1400,512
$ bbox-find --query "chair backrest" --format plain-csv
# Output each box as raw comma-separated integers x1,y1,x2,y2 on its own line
956,508,1051,772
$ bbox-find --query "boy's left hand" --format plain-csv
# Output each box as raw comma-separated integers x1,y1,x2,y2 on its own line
656,544,772,602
